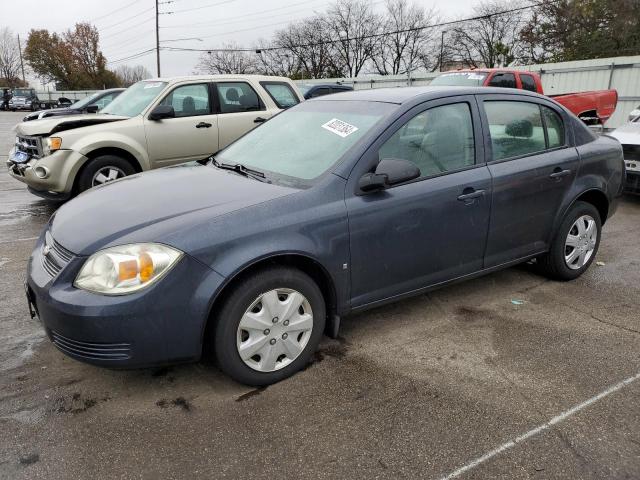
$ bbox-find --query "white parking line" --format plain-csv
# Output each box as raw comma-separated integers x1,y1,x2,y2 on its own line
439,372,640,480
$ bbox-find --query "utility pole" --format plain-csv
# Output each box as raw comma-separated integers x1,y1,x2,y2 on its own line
439,30,447,72
17,34,26,82
155,0,161,77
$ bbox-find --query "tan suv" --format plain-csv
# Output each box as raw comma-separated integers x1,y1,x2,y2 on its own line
7,75,303,199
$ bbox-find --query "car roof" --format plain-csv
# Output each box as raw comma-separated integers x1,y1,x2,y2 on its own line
145,74,293,84
311,86,544,105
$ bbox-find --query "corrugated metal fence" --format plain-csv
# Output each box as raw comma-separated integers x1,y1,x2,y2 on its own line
295,55,640,128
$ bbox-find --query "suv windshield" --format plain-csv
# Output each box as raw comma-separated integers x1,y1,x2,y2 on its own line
430,72,488,87
12,89,32,97
102,81,167,117
215,100,394,187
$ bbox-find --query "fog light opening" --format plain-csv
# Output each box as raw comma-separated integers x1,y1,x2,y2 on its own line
34,166,50,179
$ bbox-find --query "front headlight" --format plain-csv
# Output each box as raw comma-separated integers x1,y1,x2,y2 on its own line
43,137,62,155
74,243,183,295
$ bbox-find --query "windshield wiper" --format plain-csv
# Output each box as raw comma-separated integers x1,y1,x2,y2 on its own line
210,157,268,182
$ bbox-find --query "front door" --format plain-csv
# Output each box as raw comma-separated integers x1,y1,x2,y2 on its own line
479,96,578,267
346,97,492,308
144,82,219,166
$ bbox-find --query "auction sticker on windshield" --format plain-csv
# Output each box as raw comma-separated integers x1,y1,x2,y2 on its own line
322,118,359,138
143,82,164,89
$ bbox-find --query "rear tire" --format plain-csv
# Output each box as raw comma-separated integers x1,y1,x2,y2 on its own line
77,155,135,193
537,201,601,281
213,267,325,386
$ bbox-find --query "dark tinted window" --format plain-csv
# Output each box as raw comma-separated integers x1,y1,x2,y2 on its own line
311,88,331,98
217,82,263,113
378,103,475,178
485,101,545,160
520,74,537,92
488,73,517,89
260,81,299,108
541,106,565,147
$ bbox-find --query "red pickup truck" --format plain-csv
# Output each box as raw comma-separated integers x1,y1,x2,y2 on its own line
431,69,618,126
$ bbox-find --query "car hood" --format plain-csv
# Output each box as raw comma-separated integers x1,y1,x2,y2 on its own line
50,163,298,256
16,113,128,136
609,122,640,145
23,108,74,121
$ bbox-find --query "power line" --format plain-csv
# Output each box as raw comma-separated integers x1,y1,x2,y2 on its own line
163,0,559,53
89,0,139,23
168,0,239,14
97,7,155,32
159,0,326,28
100,16,157,41
108,48,157,65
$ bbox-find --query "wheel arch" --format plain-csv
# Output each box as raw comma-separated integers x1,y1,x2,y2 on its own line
72,147,143,193
201,253,339,356
553,187,609,242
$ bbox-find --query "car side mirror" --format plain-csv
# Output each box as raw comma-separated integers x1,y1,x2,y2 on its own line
86,105,99,113
358,158,420,193
148,105,175,121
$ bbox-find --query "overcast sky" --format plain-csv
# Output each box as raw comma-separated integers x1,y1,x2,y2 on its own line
9,0,477,84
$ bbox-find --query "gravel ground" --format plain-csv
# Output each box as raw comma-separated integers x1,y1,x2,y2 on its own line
0,110,638,479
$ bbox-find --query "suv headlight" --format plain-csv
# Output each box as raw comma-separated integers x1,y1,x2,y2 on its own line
43,137,62,155
74,243,183,295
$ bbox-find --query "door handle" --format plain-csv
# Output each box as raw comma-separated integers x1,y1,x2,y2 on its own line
196,122,212,128
457,189,486,202
549,168,571,179
254,117,267,124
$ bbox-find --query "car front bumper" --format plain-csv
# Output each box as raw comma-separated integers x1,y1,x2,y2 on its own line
7,147,88,195
9,103,32,110
26,231,225,368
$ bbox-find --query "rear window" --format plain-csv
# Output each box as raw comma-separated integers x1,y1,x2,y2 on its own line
260,81,300,109
520,74,537,92
217,82,263,113
488,73,517,89
484,101,546,160
430,72,488,87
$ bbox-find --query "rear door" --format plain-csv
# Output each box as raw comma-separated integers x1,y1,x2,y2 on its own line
214,81,275,150
144,82,219,166
479,95,578,267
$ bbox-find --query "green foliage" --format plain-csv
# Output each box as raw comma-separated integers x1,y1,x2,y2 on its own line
24,23,121,89
521,0,640,63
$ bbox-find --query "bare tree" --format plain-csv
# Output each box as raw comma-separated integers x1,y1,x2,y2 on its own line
372,0,438,75
195,42,257,74
448,0,528,68
255,39,301,78
273,16,344,79
0,28,23,85
115,65,152,87
324,0,382,77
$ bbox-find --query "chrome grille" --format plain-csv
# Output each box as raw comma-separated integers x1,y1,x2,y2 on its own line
41,231,74,278
16,135,43,159
50,330,131,361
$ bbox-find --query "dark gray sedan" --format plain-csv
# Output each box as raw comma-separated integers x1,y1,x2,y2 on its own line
26,86,624,385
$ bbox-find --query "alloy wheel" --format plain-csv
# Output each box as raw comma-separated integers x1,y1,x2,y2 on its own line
92,166,126,186
564,214,597,270
236,288,313,372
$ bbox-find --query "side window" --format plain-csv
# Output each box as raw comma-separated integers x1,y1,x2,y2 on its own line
520,74,537,92
260,82,300,108
160,83,210,118
488,73,517,88
541,106,565,148
217,82,263,113
484,101,546,160
378,103,475,178
93,93,116,110
311,87,330,98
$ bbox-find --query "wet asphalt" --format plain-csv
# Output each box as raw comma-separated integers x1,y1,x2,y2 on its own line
0,110,638,479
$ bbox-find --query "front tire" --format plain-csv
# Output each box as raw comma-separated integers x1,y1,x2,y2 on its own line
214,267,326,386
537,201,601,281
77,155,135,193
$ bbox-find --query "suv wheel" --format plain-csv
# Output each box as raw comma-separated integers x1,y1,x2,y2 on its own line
77,155,135,193
213,267,325,386
537,201,601,281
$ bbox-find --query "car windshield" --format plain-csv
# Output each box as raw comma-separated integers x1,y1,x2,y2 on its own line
215,100,394,187
70,92,102,109
430,72,488,87
101,81,167,117
12,89,31,96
